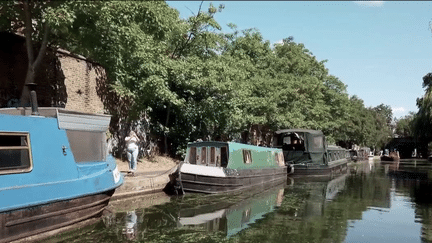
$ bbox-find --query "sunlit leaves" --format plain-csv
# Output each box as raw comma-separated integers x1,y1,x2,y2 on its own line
0,0,393,154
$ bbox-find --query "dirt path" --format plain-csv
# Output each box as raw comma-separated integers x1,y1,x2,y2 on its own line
115,155,179,173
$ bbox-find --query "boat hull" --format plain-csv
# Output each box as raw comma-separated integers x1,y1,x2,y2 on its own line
180,167,287,194
380,155,400,162
291,159,348,176
0,190,114,243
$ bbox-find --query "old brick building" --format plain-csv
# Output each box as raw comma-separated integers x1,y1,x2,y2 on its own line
0,32,106,114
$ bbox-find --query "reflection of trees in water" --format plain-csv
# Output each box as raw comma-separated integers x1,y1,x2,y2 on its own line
42,170,399,243
390,176,432,243
378,160,432,243
232,171,392,243
49,186,283,242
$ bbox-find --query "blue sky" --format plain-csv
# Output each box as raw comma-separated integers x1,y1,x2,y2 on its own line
167,1,432,119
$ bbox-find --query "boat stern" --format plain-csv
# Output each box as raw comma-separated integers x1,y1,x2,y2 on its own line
107,155,123,188
75,156,123,192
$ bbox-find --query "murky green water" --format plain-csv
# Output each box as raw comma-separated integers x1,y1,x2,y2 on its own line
44,159,432,243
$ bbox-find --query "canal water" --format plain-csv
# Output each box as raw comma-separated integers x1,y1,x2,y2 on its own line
43,159,432,243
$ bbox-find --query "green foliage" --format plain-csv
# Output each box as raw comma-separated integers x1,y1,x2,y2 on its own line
413,72,432,140
395,112,415,137
334,96,392,150
0,1,394,155
373,103,393,126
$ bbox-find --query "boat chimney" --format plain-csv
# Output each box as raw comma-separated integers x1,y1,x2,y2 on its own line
26,83,40,116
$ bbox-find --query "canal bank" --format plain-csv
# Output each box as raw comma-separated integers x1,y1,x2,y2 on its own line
110,156,359,200
111,157,179,200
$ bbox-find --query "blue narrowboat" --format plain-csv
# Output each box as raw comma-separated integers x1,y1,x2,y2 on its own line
0,107,123,242
170,141,287,194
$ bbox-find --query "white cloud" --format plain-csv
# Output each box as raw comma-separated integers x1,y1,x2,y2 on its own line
273,39,284,46
353,1,384,7
392,107,406,113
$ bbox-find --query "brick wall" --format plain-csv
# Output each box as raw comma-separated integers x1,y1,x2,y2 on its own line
57,50,106,114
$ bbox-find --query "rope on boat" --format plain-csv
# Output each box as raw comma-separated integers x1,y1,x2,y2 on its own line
160,162,185,195
138,163,179,179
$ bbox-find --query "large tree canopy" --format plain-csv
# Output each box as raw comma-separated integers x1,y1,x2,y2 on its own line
413,72,432,140
0,0,395,157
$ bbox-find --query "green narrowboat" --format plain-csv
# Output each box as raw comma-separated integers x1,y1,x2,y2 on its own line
173,141,287,194
274,129,349,176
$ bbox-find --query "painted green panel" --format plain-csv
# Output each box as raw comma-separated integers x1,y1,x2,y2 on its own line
227,142,281,170
184,141,284,171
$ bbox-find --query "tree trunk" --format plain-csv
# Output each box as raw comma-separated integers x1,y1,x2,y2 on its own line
20,0,50,106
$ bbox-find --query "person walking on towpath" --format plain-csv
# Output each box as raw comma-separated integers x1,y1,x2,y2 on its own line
125,131,139,176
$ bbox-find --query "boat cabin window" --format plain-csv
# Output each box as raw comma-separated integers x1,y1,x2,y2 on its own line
188,147,197,164
199,147,207,165
221,146,228,167
0,132,32,173
209,147,216,166
313,136,324,149
283,137,291,145
216,147,222,167
282,133,305,151
243,150,252,164
66,130,107,162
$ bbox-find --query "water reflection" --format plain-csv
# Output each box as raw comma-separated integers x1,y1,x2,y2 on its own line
381,159,432,242
177,185,284,237
43,160,432,243
122,210,138,240
287,171,349,219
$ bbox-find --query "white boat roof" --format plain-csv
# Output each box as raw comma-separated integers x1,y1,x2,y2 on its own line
275,128,323,135
0,107,111,132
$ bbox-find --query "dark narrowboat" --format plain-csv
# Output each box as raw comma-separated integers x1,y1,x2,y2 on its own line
173,141,287,194
349,147,371,161
381,151,400,162
274,129,349,176
0,107,123,243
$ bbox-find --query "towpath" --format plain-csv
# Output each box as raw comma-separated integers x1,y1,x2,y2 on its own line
112,156,179,200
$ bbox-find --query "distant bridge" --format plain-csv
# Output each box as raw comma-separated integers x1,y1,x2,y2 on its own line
385,137,428,159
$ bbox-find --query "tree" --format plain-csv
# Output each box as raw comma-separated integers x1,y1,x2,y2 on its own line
1,1,396,157
395,112,415,137
333,96,391,150
0,0,64,105
413,72,432,140
321,75,350,143
373,103,393,126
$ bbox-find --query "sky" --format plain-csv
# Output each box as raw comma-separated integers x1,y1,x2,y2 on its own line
167,1,432,119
